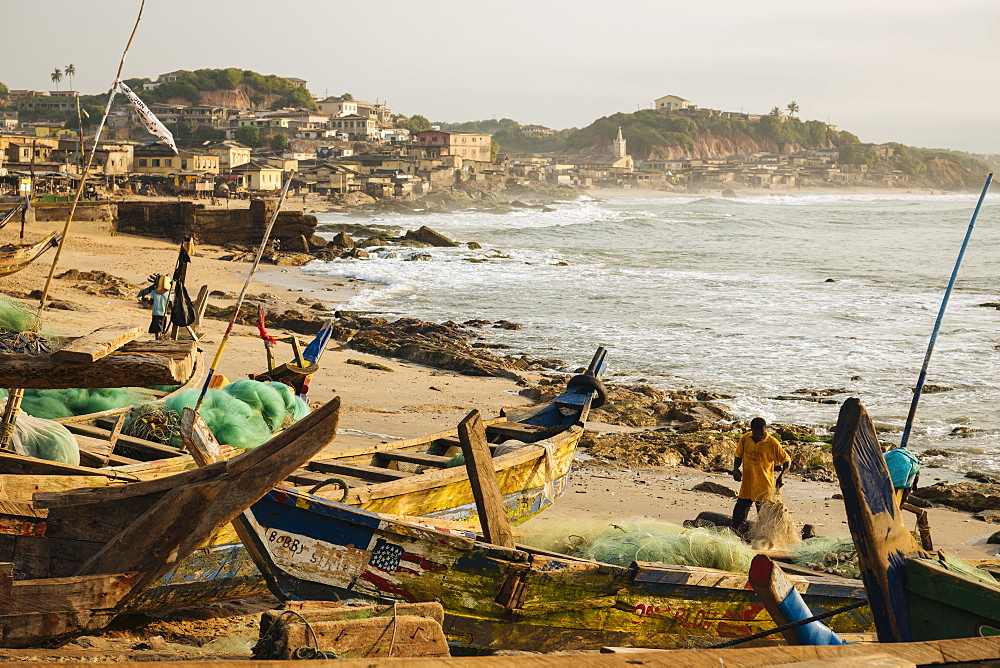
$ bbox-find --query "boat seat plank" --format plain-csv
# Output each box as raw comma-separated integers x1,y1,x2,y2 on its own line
308,460,414,482
284,470,368,490
433,437,501,456
486,422,560,441
63,424,178,460
376,449,452,468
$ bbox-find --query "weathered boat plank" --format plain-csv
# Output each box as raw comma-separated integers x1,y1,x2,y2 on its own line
0,340,197,389
51,326,142,364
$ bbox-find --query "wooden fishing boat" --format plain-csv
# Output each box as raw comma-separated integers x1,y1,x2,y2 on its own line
833,397,1000,643
0,205,21,231
0,348,610,613
233,487,872,652
0,231,60,277
0,397,340,647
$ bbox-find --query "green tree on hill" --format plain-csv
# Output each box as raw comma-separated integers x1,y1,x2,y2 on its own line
769,106,782,117
0,82,8,99
234,125,262,148
786,101,799,116
398,114,431,134
65,64,76,91
838,145,877,166
271,132,290,151
51,68,63,91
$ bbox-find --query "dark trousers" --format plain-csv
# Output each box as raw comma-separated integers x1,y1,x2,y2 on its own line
731,498,762,532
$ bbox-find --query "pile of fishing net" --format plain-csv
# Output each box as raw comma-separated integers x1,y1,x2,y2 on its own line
0,388,147,420
522,517,757,573
748,497,801,551
791,535,860,579
165,380,311,449
0,295,40,334
122,402,182,447
10,412,79,465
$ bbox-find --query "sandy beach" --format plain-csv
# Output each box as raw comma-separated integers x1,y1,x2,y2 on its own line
0,222,997,660
7,221,996,554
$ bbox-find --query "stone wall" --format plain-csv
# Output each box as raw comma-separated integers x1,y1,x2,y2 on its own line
116,200,316,245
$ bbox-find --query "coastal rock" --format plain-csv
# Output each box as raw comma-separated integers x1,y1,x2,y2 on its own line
988,531,1000,545
582,429,733,470
403,226,458,248
973,510,1000,523
692,481,737,498
965,471,1000,484
911,482,1000,512
273,253,314,266
330,232,355,249
783,442,834,472
919,449,951,458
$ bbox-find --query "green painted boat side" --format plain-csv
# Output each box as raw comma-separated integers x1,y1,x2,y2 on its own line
907,554,1000,641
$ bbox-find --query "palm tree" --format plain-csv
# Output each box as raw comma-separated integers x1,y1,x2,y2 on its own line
50,68,63,91
64,64,76,92
769,106,782,117
786,101,800,116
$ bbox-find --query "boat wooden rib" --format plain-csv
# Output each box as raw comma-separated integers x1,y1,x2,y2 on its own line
833,397,1000,643
233,488,872,652
0,231,60,278
0,397,340,647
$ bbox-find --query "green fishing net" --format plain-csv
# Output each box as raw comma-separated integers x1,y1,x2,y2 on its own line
0,295,40,333
792,535,860,579
165,380,311,449
522,516,757,573
0,388,147,419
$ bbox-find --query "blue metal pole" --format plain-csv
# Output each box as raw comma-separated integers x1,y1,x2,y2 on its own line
899,173,993,450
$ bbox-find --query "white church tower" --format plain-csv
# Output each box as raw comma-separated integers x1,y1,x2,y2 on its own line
613,126,626,158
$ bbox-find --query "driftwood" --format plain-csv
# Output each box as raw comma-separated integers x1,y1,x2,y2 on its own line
0,340,197,389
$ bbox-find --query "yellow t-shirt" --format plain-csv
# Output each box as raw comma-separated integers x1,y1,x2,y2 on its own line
736,433,790,502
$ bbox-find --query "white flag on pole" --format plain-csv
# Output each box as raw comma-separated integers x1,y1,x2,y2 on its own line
115,79,177,153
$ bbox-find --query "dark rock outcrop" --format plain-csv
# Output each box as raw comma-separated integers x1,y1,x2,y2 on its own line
403,226,458,248
912,482,1000,512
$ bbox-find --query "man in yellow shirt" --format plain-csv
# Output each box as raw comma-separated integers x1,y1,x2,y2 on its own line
731,417,791,535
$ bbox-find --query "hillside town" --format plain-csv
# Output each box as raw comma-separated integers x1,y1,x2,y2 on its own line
0,74,960,201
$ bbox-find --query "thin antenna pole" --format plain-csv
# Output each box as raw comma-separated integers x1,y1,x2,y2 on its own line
194,173,296,411
38,0,146,312
899,172,993,449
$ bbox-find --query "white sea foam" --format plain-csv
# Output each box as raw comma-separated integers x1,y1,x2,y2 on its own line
310,192,1000,477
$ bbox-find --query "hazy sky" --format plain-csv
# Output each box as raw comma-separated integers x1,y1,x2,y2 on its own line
4,0,999,153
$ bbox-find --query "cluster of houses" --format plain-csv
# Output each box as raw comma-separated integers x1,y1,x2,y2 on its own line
0,80,911,198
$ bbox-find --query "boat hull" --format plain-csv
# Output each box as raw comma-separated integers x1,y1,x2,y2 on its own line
241,488,874,651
